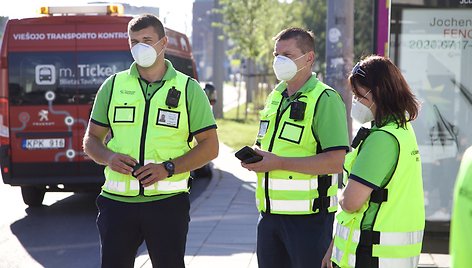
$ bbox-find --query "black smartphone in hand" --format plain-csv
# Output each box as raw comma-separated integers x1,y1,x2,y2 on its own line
132,163,142,178
235,146,263,164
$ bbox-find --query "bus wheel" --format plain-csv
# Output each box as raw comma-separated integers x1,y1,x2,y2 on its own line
21,186,45,207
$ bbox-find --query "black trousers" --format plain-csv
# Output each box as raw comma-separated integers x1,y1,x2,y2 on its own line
257,212,334,268
96,193,190,268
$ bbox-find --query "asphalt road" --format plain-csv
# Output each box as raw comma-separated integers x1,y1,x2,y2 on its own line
0,175,211,268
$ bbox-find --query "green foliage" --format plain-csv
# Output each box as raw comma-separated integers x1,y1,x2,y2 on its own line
215,0,298,63
216,0,374,77
216,103,260,150
294,0,327,74
296,0,374,73
353,0,374,60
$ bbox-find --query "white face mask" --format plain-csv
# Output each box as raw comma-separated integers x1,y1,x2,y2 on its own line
272,54,307,81
351,98,374,124
131,38,164,68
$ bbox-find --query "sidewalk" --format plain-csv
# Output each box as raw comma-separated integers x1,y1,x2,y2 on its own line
137,143,451,268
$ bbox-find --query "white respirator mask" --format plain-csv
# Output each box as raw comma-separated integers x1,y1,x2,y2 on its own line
351,96,374,124
131,38,164,68
272,54,307,81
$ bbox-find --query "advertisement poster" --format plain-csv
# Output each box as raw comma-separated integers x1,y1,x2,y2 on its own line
399,9,472,221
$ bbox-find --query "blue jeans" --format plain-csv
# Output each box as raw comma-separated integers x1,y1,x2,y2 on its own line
257,212,334,268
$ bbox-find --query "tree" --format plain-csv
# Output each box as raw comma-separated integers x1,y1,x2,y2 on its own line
353,0,374,60
215,0,298,118
294,0,327,74
215,0,297,63
214,0,373,115
293,0,373,76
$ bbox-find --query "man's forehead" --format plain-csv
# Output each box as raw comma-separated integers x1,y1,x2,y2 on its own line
274,38,300,53
129,27,159,39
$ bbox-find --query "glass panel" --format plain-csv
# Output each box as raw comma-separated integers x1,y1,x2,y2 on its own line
75,51,133,103
392,4,472,221
8,51,133,105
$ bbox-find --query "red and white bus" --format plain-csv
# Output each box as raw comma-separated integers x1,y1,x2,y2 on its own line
0,4,198,206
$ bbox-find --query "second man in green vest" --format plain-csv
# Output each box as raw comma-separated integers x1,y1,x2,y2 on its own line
240,27,349,268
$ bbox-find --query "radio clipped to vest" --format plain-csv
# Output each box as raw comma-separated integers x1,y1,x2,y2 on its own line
166,86,181,108
290,101,306,121
351,127,371,148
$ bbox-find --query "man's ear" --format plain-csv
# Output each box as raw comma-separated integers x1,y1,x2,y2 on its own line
308,51,315,65
162,36,169,48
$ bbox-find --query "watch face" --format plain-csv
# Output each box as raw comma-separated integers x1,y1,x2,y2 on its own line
164,161,175,177
165,161,175,173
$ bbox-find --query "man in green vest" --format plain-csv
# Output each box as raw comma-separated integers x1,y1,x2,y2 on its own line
83,14,218,268
451,145,472,268
240,27,349,268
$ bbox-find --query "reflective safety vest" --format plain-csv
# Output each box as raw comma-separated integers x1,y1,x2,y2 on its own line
450,146,472,268
332,122,425,268
256,80,339,215
103,70,192,196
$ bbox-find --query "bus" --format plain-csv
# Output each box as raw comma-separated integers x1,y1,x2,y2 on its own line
0,4,200,206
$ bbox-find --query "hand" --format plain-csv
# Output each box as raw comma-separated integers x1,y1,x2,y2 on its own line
106,153,137,175
241,148,281,173
321,240,334,268
133,163,168,187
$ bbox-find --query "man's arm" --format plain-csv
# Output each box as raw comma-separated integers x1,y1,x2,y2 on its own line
242,148,344,175
82,122,136,175
173,128,219,174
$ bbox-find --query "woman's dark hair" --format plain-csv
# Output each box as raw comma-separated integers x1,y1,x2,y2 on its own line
128,14,166,39
349,55,420,128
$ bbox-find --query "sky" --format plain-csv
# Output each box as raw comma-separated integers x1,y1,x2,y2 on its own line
0,0,194,36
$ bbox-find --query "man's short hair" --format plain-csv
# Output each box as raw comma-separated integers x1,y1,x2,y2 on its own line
128,14,166,39
273,27,315,53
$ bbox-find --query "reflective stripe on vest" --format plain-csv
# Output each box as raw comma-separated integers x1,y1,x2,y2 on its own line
265,175,337,191
104,177,188,193
335,222,424,246
332,246,420,268
333,246,356,268
104,179,140,193
268,196,338,213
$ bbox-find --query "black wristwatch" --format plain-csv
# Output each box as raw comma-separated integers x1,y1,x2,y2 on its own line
163,161,175,177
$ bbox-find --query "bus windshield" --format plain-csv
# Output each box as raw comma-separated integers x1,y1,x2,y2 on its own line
8,51,134,105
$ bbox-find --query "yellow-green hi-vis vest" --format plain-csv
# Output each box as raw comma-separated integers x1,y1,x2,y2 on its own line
256,80,339,215
332,122,425,268
103,70,192,197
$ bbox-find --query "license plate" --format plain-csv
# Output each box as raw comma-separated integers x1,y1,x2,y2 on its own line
22,138,65,149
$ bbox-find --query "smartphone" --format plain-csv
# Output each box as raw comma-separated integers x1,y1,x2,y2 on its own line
235,146,263,164
131,163,150,179
132,163,142,178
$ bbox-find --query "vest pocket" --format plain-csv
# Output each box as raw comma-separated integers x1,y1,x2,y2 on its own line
113,106,136,124
278,122,304,144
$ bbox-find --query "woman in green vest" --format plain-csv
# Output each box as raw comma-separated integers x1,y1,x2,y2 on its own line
321,55,425,268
